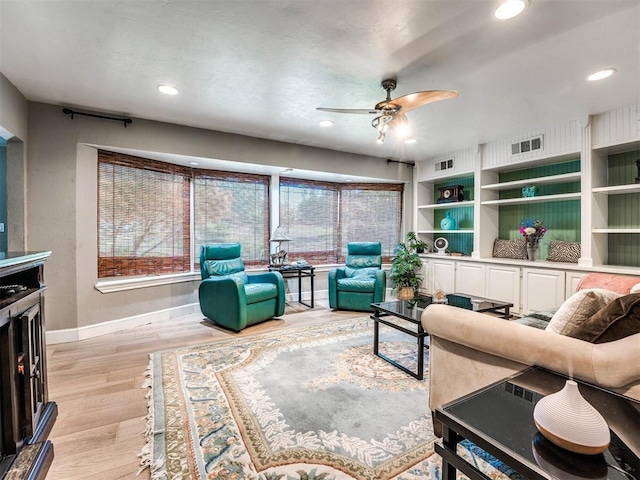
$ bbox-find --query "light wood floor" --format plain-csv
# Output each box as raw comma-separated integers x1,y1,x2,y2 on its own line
45,301,364,480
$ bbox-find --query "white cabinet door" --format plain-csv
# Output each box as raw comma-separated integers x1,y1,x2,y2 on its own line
485,264,521,314
417,258,432,294
455,262,485,297
432,258,456,293
522,268,566,315
565,271,587,299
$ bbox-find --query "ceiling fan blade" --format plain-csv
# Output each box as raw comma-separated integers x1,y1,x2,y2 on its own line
316,107,380,115
375,90,459,113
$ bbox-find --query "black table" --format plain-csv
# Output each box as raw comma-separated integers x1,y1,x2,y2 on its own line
371,298,429,380
435,367,640,480
370,294,514,380
268,264,315,308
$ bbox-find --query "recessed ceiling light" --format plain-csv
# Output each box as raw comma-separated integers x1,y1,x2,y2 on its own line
319,120,334,127
494,0,528,20
404,138,417,145
157,84,179,95
587,68,617,81
189,161,199,166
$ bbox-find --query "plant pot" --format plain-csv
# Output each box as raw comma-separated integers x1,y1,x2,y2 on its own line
397,287,415,300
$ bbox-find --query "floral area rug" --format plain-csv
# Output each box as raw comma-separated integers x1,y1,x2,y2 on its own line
139,316,516,480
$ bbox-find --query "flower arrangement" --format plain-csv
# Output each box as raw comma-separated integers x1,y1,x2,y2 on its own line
520,218,546,245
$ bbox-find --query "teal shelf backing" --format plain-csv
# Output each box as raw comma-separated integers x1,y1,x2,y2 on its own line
498,160,581,200
498,200,581,259
607,150,640,266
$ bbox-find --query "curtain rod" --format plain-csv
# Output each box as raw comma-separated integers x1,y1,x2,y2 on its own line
62,108,133,128
387,158,415,167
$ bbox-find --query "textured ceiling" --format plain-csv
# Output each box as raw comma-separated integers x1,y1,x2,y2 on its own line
1,0,639,163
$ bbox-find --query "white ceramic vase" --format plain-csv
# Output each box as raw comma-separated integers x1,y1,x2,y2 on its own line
533,380,610,455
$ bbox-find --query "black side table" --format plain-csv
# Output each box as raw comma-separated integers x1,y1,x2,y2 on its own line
435,367,640,480
268,264,315,308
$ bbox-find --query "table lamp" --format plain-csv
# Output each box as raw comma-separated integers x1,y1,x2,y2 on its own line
269,226,292,266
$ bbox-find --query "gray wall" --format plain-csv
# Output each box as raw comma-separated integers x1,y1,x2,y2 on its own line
0,72,28,250
26,102,413,332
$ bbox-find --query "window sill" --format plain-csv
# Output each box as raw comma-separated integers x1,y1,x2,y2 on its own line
95,272,201,293
94,264,358,294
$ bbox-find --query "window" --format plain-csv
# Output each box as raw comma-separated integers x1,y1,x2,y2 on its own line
98,151,270,277
279,179,339,265
279,178,403,264
193,170,269,267
98,151,191,277
98,150,402,278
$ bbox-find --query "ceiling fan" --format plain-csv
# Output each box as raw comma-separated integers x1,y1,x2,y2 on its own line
316,79,458,143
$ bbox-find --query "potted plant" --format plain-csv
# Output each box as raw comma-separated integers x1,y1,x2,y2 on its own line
389,233,424,300
406,231,429,254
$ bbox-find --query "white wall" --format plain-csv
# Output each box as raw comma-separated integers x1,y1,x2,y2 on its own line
26,102,413,334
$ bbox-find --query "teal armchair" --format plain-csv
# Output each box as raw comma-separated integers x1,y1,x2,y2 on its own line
198,243,285,331
328,242,386,312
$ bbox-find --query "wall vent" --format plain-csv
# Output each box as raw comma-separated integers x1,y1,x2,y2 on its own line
511,135,543,156
434,158,454,172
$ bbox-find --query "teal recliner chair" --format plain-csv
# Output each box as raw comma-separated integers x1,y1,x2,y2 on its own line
328,242,386,312
198,243,285,331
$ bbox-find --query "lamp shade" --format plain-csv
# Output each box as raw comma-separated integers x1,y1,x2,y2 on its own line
270,226,292,243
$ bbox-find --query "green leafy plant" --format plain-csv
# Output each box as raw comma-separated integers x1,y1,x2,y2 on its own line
406,231,429,254
389,234,424,294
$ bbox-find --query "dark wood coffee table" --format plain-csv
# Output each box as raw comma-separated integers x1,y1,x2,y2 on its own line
370,294,513,380
435,367,640,479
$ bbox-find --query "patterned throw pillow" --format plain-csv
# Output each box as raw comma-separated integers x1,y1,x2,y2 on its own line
546,288,622,335
566,293,640,343
492,239,528,259
546,240,581,263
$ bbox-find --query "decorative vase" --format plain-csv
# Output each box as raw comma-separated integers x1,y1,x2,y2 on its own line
397,287,415,300
440,212,457,230
527,243,538,261
533,380,610,455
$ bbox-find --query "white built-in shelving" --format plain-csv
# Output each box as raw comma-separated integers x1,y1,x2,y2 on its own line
481,192,581,206
591,184,640,195
481,172,581,191
417,200,474,210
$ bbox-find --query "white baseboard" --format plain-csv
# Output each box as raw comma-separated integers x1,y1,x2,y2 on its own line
46,303,201,345
45,289,336,345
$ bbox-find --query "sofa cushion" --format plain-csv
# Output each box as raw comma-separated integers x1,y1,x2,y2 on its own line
576,273,640,295
546,288,622,335
205,257,246,277
244,283,278,304
567,293,640,343
344,266,378,278
337,277,375,293
492,238,528,259
631,283,640,294
545,240,580,263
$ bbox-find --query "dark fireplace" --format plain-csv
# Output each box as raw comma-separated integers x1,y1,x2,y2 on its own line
0,252,56,479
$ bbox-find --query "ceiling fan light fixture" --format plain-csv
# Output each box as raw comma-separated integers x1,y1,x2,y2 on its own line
587,68,616,81
494,0,528,20
376,131,386,144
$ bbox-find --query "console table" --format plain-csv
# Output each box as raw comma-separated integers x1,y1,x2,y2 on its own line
268,264,315,308
435,367,639,479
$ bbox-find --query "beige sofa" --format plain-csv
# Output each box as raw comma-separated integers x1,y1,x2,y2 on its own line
421,273,640,432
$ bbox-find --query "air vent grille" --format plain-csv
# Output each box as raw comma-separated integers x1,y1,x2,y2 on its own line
511,135,543,156
434,158,454,172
